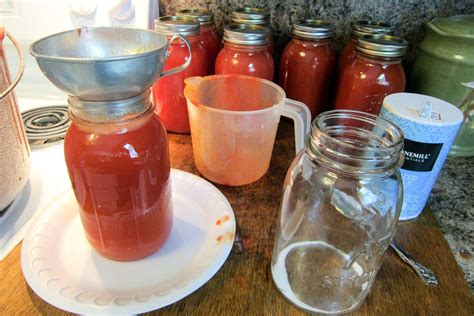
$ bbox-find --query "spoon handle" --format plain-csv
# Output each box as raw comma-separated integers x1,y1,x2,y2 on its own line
390,241,439,286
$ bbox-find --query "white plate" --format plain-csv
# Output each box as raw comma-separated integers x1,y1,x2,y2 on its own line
21,169,236,314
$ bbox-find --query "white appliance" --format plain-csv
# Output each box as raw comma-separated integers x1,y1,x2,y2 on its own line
0,0,159,259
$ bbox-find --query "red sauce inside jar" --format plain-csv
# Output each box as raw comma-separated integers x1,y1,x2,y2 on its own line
334,54,406,115
64,110,172,261
152,36,208,133
279,38,336,119
338,38,357,77
215,42,274,80
200,24,220,74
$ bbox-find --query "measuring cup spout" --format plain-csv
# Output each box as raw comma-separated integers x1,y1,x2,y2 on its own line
184,76,203,104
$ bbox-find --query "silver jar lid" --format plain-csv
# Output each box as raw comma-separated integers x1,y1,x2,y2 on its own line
154,16,200,37
223,24,269,46
231,7,270,26
351,20,394,38
177,9,214,25
356,34,407,58
292,19,335,39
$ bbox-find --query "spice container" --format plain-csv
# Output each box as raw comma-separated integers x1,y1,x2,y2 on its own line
271,110,404,314
215,24,274,80
0,28,30,212
279,19,336,119
380,93,464,220
231,7,273,53
177,9,220,74
334,34,407,115
153,16,208,133
338,21,393,76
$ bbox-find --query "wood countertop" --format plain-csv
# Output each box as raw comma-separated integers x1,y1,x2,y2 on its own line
1,121,473,315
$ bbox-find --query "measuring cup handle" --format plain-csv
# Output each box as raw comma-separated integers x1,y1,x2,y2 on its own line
0,31,24,100
278,98,311,153
159,34,192,79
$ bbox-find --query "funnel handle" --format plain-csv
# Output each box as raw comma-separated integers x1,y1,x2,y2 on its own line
0,31,25,100
160,34,192,79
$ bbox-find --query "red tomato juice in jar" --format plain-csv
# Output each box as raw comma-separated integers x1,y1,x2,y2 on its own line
338,21,393,77
279,20,336,119
64,102,172,261
334,34,407,115
215,24,274,80
178,9,220,74
152,16,208,133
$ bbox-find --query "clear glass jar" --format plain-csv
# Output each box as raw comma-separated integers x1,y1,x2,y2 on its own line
215,24,274,80
271,110,404,314
279,19,336,119
334,34,407,115
64,93,173,261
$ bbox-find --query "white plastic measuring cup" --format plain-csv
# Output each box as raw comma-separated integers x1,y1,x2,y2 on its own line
184,74,310,186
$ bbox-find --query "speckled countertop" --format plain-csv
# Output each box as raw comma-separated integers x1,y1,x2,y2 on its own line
428,156,473,291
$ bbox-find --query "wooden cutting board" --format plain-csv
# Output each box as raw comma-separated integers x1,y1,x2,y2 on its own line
1,121,472,315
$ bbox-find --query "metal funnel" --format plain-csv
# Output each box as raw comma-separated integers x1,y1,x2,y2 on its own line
30,27,191,102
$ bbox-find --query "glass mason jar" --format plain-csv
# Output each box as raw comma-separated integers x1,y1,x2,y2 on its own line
177,9,220,74
215,24,274,81
334,34,407,115
64,92,173,261
152,16,208,133
338,21,393,77
231,6,273,53
271,110,404,314
279,19,336,120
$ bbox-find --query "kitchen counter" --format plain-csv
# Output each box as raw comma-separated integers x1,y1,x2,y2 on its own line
1,121,473,315
428,156,474,291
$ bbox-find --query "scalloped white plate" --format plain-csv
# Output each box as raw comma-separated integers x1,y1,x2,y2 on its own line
21,169,236,314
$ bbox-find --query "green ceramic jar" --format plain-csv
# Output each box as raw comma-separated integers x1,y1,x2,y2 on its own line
410,15,474,156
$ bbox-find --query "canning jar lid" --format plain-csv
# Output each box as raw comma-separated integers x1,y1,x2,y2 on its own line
177,9,214,25
231,7,270,26
356,34,407,58
351,20,394,38
223,24,269,46
154,16,200,37
292,19,336,39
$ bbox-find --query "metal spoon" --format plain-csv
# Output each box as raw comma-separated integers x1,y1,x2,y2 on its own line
390,241,439,286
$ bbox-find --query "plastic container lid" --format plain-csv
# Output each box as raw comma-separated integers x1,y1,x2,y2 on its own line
231,7,270,26
383,93,464,126
292,19,335,39
351,20,393,38
177,9,214,25
154,16,200,37
356,34,407,58
223,24,269,46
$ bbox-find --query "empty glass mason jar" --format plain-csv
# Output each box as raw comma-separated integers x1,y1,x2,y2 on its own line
271,110,404,314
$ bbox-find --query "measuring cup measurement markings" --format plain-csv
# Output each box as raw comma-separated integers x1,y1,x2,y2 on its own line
184,75,310,186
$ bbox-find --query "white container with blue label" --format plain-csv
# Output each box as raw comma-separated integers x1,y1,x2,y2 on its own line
380,93,464,220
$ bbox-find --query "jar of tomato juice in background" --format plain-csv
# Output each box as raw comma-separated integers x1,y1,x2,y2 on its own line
178,9,220,74
215,24,274,81
153,16,208,133
64,92,173,261
334,34,407,115
279,19,336,119
338,21,393,77
231,7,273,54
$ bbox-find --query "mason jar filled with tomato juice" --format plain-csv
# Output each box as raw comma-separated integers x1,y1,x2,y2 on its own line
177,9,220,74
334,34,407,115
64,91,173,261
231,7,273,53
338,21,393,76
215,24,274,80
153,16,208,133
279,19,336,119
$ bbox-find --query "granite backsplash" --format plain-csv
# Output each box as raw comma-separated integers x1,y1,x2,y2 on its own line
159,0,474,71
